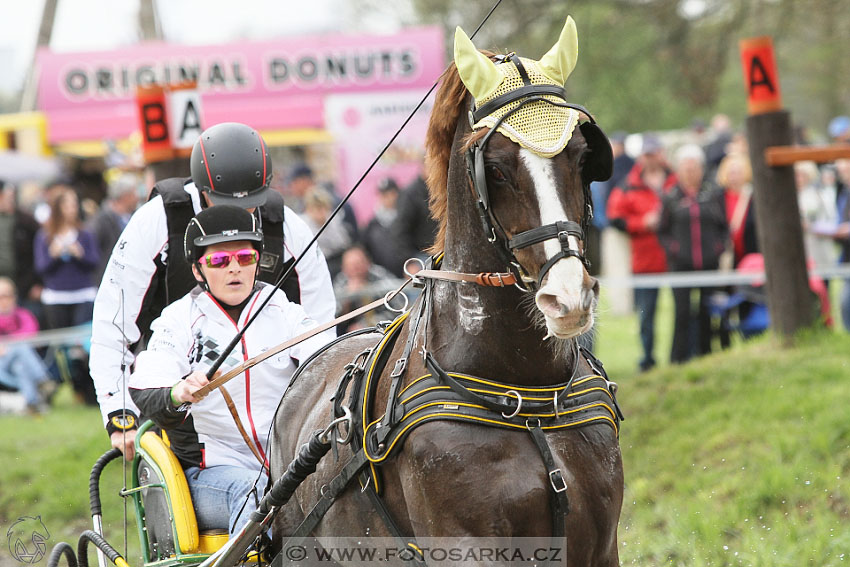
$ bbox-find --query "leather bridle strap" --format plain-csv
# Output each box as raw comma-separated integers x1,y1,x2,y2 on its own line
509,220,587,285
413,269,517,287
471,84,569,122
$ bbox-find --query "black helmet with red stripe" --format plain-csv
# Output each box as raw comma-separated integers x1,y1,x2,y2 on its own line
190,122,272,209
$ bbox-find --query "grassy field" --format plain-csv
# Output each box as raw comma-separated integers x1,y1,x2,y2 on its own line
2,287,849,566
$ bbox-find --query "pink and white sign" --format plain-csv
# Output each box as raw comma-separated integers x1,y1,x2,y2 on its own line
324,89,434,224
35,27,444,144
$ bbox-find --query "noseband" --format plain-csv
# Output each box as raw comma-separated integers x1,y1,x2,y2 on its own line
464,54,607,289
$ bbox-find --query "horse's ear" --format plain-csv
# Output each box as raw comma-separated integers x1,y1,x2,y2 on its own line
454,26,503,102
538,16,579,85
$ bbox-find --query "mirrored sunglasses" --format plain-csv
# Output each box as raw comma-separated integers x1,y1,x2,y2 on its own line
201,248,259,268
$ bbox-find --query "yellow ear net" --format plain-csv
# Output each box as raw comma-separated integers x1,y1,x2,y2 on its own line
453,26,503,101
454,16,579,98
538,16,579,85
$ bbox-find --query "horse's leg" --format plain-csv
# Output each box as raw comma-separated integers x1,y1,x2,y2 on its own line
386,422,622,566
557,427,624,566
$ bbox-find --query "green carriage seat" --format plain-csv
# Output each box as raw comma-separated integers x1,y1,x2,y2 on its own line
131,420,229,564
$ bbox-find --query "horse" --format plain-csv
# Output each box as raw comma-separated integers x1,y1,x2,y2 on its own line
269,17,624,566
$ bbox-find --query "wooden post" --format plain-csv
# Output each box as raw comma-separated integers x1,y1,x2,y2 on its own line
740,37,817,339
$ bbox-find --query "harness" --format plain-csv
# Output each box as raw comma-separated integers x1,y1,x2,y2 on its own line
276,263,623,565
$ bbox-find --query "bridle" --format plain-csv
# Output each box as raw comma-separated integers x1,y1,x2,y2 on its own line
464,53,612,290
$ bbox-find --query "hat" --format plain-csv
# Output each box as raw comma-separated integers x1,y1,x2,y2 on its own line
289,164,313,182
377,177,399,193
828,116,850,139
640,134,664,155
184,205,263,264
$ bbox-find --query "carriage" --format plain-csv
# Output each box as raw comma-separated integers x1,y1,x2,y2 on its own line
49,15,624,567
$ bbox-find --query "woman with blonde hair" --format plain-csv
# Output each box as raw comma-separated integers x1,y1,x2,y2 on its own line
716,152,758,267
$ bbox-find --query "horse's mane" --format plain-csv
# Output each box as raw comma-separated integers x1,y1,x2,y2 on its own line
424,51,495,255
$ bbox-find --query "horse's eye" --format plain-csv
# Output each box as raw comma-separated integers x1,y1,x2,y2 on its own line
486,165,507,183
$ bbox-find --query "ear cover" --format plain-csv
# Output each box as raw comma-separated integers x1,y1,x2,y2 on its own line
537,16,579,85
454,26,503,102
579,122,614,183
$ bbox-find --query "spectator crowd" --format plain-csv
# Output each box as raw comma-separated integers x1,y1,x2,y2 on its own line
1,111,850,414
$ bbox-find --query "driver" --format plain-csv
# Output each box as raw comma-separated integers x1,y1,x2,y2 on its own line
129,205,331,536
91,122,336,461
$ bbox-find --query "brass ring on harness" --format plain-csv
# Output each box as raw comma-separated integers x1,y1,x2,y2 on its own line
501,390,523,419
319,405,353,445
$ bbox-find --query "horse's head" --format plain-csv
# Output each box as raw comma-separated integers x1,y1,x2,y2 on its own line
427,17,613,340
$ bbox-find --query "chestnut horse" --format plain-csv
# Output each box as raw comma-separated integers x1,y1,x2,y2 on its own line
269,17,623,566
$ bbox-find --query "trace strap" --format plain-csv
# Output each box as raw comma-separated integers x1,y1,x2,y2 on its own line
413,269,517,287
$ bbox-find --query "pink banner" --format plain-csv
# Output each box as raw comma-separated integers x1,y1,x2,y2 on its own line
36,27,444,143
325,89,434,225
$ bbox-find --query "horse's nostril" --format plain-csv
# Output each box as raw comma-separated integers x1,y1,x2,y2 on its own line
537,293,569,317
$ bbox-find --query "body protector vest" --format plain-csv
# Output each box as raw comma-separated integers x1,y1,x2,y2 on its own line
137,178,300,343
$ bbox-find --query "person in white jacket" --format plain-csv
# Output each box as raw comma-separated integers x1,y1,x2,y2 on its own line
92,122,336,461
130,205,331,536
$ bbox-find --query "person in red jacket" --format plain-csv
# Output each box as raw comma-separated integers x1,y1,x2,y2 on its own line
607,135,677,371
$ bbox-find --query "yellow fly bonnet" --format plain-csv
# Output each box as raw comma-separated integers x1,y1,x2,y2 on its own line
454,17,581,158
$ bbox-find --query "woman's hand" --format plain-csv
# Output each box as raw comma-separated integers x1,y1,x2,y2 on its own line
170,370,211,405
48,239,65,258
68,241,84,258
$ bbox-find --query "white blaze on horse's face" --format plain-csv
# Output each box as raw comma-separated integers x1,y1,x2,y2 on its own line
520,149,597,339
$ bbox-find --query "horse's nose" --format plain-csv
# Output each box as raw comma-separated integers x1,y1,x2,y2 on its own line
535,276,599,319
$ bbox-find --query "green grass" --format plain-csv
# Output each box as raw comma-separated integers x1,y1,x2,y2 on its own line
595,288,850,566
0,388,140,567
2,287,850,566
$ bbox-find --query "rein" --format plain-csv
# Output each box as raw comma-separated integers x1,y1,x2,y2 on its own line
191,281,410,399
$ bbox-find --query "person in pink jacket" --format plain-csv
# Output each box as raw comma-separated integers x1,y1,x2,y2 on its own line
0,277,53,413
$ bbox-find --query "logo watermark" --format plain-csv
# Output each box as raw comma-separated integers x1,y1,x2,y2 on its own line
6,516,50,564
280,537,566,566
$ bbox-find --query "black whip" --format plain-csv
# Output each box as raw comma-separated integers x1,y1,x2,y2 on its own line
204,0,505,380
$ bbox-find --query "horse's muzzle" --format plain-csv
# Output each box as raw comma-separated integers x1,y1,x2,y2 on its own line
535,261,599,338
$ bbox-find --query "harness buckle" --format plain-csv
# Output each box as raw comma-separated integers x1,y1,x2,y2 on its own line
390,357,408,378
549,469,568,493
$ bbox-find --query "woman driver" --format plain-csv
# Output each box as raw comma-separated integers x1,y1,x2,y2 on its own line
130,205,332,536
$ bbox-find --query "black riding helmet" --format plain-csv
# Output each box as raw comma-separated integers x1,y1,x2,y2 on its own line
184,205,264,266
190,122,272,209
184,206,264,304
